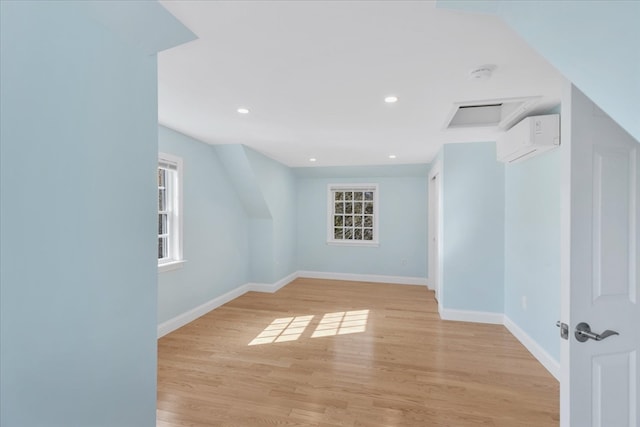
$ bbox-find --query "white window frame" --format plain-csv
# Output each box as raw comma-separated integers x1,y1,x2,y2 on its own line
326,183,379,247
158,152,184,272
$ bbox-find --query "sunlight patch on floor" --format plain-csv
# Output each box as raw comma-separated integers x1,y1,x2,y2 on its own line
311,310,369,338
248,315,314,345
248,310,370,345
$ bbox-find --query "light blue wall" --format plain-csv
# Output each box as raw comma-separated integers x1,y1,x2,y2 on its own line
214,145,274,283
0,1,191,425
439,138,561,360
244,147,298,281
158,127,250,324
249,219,275,282
296,167,428,278
438,0,640,142
504,148,561,361
441,142,504,312
214,145,271,218
213,145,298,283
162,147,427,286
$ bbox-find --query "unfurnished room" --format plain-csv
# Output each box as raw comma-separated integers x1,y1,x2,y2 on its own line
1,1,638,426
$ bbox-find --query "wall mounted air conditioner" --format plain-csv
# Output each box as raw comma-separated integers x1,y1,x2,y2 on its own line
497,114,560,163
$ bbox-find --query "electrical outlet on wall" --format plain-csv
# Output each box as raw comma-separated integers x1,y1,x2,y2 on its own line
521,296,527,311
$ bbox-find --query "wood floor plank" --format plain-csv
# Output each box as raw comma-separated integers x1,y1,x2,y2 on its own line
157,278,559,426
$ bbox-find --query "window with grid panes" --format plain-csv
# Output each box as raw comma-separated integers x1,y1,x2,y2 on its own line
327,184,379,246
158,153,183,270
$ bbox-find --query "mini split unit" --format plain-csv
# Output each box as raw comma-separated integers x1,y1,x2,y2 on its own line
496,114,560,163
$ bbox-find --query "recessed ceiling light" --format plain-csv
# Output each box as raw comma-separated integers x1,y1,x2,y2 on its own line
309,158,317,162
237,107,250,114
388,154,397,159
384,96,398,104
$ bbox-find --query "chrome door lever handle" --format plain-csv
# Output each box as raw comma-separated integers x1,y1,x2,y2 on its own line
574,322,619,342
596,330,620,340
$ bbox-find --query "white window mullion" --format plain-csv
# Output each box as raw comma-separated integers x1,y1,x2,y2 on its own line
169,167,179,261
166,168,174,261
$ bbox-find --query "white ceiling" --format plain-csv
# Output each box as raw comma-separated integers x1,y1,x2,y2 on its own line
158,0,564,167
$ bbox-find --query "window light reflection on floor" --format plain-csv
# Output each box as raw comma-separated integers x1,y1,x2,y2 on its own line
311,310,369,338
248,310,370,346
248,315,314,346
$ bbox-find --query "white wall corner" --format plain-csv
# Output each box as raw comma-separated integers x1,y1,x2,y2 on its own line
503,316,560,380
298,270,428,286
247,271,299,293
439,308,504,324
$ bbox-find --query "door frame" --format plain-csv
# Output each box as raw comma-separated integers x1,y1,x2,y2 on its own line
428,160,443,313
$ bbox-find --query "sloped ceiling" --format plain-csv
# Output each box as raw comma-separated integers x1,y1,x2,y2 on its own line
440,0,640,143
158,0,564,167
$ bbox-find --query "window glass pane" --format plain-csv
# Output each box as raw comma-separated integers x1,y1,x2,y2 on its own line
354,229,362,240
354,216,363,227
158,237,166,259
335,191,344,201
345,216,353,227
159,214,167,235
159,189,166,211
364,216,373,227
334,228,343,239
364,202,373,214
334,216,343,227
345,192,353,201
354,202,362,214
364,229,373,240
158,168,166,187
345,203,353,214
354,192,363,201
364,191,373,201
344,228,353,239
335,203,344,214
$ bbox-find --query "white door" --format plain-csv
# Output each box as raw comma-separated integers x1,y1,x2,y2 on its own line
561,84,639,426
429,164,441,305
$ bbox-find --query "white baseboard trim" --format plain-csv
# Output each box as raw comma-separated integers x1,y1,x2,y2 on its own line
158,272,299,338
438,309,560,379
157,271,426,337
439,308,504,324
157,283,251,338
298,270,428,287
246,271,299,293
503,315,560,380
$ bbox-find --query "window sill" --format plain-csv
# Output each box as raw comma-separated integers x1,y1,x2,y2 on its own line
327,241,379,248
158,260,186,273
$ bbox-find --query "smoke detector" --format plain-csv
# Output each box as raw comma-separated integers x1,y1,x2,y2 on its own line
469,64,496,81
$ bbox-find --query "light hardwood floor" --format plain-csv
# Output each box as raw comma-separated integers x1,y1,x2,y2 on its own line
157,278,559,426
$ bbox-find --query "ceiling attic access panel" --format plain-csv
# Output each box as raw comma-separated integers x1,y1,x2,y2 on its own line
445,96,541,130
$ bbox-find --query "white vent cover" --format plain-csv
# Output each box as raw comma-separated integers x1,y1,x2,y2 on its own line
445,96,541,130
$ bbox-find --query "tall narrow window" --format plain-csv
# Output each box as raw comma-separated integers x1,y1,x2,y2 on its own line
158,153,183,271
327,184,379,246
